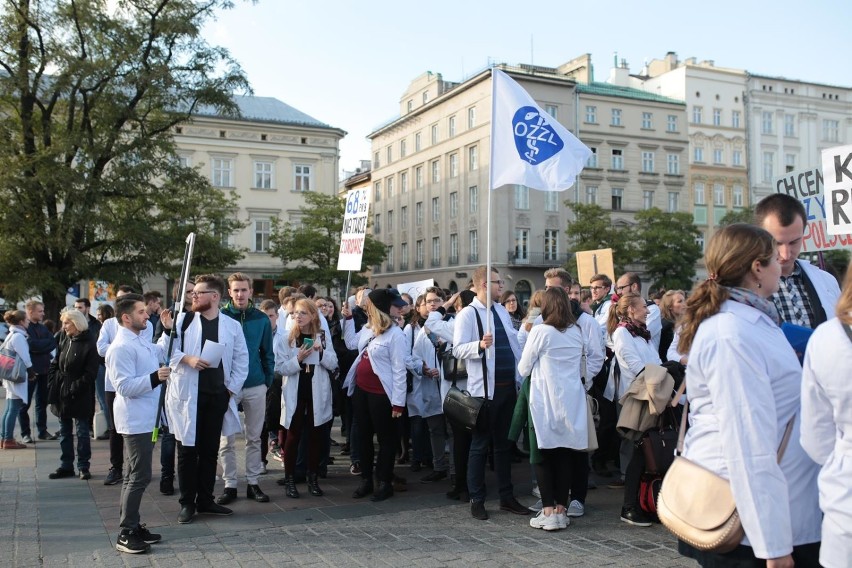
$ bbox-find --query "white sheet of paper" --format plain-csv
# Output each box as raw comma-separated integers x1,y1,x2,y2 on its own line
303,348,320,366
200,340,225,368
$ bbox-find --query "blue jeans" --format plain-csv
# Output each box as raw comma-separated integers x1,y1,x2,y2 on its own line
59,417,91,471
95,365,112,430
19,373,48,437
3,398,24,440
467,383,516,503
159,426,176,478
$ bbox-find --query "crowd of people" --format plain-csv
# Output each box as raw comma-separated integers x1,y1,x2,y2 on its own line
1,193,850,566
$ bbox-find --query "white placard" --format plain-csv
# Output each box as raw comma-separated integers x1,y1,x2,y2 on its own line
821,144,852,236
774,166,852,251
337,187,371,271
396,278,435,301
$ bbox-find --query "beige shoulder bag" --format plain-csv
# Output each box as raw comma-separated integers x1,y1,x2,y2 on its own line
657,401,794,554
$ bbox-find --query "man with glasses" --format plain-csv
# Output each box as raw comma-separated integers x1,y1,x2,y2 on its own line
158,274,248,524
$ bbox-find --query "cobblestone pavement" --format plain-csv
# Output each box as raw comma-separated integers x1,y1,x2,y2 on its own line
0,399,695,567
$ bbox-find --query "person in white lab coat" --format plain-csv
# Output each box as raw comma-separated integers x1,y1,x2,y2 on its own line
676,223,820,568
1,310,33,449
517,287,585,532
800,260,852,568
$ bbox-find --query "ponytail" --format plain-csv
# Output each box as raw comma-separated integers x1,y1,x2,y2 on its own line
677,280,729,354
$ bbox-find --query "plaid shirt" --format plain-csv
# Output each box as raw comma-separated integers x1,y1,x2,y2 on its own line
771,262,816,328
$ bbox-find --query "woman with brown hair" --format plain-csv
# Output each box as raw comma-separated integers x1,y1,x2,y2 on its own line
658,290,685,362
275,299,338,498
500,291,526,330
676,223,820,568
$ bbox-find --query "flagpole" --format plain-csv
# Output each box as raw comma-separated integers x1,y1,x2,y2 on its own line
486,67,497,334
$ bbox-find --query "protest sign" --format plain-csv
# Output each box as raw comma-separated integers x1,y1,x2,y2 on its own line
821,144,852,236
337,187,371,271
397,278,435,301
575,248,614,287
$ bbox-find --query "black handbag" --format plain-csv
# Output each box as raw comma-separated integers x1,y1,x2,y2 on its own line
443,309,488,432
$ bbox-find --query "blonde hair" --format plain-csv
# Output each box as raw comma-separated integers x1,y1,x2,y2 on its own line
607,292,644,335
660,290,686,322
365,299,393,335
678,224,775,353
287,299,320,346
60,309,89,332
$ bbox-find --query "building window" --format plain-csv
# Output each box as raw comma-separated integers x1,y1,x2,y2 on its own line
386,177,394,198
431,124,439,145
587,147,598,168
762,111,774,134
401,242,409,268
450,233,459,264
386,245,394,271
694,147,704,163
373,151,380,169
667,115,678,132
253,161,273,189
667,153,680,175
415,201,423,226
642,112,652,129
733,150,743,166
643,190,654,209
432,197,440,222
668,191,679,212
611,108,622,126
468,146,478,171
545,104,558,119
468,106,476,129
714,184,725,206
786,153,796,173
469,186,478,213
448,116,456,137
387,210,394,231
713,149,724,164
611,149,624,170
612,188,623,211
422,91,428,104
586,106,597,123
544,229,558,261
823,119,840,142
545,191,558,212
696,233,705,252
733,185,744,207
415,132,422,152
693,106,702,124
732,110,741,128
386,146,392,164
253,218,271,253
416,240,424,268
585,185,598,205
401,206,408,229
449,153,458,178
415,166,423,189
641,151,655,173
212,157,233,187
374,213,381,235
374,181,381,202
401,171,408,193
694,182,705,205
713,108,722,126
469,230,478,262
431,160,440,183
515,229,529,262
450,191,458,218
432,237,441,265
294,164,312,192
407,100,413,113
515,185,529,210
763,152,774,183
784,114,795,137
400,139,407,158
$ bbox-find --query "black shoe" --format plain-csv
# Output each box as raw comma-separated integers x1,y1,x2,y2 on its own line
409,460,422,472
352,479,373,499
499,496,530,515
420,470,448,483
95,432,110,441
137,524,161,544
307,473,323,497
282,474,299,498
48,468,75,479
216,488,237,505
471,500,489,520
340,443,350,455
104,468,123,486
197,502,233,516
247,484,270,502
159,477,174,495
177,505,196,524
370,481,394,502
79,469,91,480
446,486,468,500
37,432,55,441
620,506,653,527
115,529,150,554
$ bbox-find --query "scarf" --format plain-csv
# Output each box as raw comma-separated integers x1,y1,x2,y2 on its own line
590,294,612,315
618,319,651,342
725,286,781,326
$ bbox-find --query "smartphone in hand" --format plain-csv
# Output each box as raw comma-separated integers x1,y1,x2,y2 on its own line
302,337,314,349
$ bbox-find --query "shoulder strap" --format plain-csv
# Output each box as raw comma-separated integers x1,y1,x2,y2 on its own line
843,323,852,345
179,311,195,346
473,308,488,401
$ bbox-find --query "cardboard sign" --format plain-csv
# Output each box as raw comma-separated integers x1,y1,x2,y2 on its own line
821,145,852,236
575,248,614,287
774,166,852,251
337,187,371,271
396,279,435,301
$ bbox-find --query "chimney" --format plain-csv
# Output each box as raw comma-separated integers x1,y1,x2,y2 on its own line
665,51,678,70
608,57,630,86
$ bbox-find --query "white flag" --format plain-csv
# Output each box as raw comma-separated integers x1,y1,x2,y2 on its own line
490,68,592,191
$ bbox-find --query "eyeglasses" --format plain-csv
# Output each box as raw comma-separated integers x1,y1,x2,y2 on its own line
489,279,504,285
191,290,216,297
589,285,606,291
615,284,631,292
425,298,443,305
293,311,312,317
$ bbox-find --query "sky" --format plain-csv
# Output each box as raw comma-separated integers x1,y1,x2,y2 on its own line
205,0,850,176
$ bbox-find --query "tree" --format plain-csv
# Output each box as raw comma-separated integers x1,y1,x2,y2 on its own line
268,192,387,295
0,0,251,317
633,208,702,291
718,206,754,227
565,202,635,275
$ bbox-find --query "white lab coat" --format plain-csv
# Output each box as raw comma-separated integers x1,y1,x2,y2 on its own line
605,326,661,401
517,312,604,387
517,324,587,450
798,260,841,322
97,317,153,392
800,317,852,568
2,327,31,402
342,319,408,408
683,300,821,559
411,325,444,418
451,298,521,399
402,323,424,416
107,327,165,435
275,333,338,429
159,312,249,446
424,311,460,401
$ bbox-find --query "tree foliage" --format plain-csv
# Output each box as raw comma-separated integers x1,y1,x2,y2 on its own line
633,208,702,291
268,191,387,295
565,202,635,274
718,206,754,227
0,0,251,316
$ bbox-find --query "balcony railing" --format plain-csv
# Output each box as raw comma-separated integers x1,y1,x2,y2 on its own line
431,258,442,267
468,253,480,263
399,262,408,271
415,260,424,269
448,255,459,266
506,251,574,266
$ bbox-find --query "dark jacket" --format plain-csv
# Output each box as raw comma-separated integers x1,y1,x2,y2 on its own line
222,301,274,389
48,330,99,420
27,321,57,375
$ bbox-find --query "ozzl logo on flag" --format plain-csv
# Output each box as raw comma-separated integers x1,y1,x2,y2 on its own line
512,106,564,165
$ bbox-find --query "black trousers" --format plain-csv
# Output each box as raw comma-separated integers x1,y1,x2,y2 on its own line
678,541,821,568
623,442,645,508
352,386,396,484
177,390,229,508
535,448,572,508
450,421,472,492
106,391,123,470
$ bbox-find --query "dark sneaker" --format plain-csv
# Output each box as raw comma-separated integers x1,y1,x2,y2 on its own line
471,500,489,520
607,478,626,489
500,496,530,515
137,524,161,544
48,468,75,479
104,468,123,486
216,487,237,505
177,505,195,524
79,469,91,480
620,506,653,527
420,470,448,483
197,503,233,516
115,529,150,554
159,477,174,495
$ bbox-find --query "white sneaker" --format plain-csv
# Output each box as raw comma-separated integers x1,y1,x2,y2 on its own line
531,485,541,498
556,510,569,529
566,500,585,518
528,498,543,512
529,510,562,531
